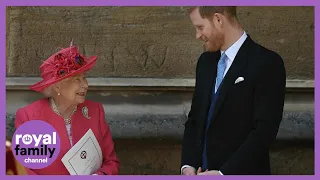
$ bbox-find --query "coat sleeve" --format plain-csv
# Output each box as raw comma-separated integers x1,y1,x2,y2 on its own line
181,53,205,170
14,108,39,175
93,103,120,175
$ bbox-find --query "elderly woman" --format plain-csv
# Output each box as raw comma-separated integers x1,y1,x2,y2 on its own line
14,42,120,175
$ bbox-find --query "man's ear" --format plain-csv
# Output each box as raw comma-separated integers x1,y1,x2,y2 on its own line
213,13,224,25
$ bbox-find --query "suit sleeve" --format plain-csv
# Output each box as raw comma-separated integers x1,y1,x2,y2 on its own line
181,54,204,170
93,103,120,175
14,108,38,175
219,52,286,174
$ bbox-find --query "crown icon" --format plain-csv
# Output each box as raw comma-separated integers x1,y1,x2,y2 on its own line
23,136,32,142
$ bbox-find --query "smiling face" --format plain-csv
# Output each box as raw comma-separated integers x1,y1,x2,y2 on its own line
55,73,89,105
189,7,225,52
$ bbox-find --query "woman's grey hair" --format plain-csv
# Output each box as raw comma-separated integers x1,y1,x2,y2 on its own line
41,84,56,97
41,77,70,97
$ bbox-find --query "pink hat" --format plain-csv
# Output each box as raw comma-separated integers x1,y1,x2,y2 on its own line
30,42,97,92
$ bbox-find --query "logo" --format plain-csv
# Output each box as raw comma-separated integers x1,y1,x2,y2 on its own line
80,151,87,159
11,120,61,169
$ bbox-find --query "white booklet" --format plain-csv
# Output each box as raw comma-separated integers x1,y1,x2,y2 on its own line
61,129,103,175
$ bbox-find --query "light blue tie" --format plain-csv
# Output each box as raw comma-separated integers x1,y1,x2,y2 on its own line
215,53,227,93
202,53,228,170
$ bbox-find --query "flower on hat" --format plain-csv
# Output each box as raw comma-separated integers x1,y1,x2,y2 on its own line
52,50,87,78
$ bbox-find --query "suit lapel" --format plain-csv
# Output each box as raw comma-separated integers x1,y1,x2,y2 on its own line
197,52,220,138
209,37,253,126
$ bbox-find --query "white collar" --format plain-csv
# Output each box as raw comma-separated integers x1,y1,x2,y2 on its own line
221,31,248,61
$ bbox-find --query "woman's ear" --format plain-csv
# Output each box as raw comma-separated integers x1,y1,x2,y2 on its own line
53,83,60,94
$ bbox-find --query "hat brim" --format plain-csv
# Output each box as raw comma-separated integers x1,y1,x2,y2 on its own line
30,55,97,92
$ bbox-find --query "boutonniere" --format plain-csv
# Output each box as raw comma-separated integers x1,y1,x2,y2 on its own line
82,106,91,119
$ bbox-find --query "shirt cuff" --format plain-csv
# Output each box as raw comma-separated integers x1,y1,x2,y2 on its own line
181,165,195,174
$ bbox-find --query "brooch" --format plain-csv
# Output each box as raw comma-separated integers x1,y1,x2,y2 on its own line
82,106,91,119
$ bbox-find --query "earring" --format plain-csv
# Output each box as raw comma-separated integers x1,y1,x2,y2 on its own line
58,92,60,96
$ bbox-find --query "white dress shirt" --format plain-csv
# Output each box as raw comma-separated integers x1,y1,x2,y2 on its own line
215,31,248,92
181,31,248,175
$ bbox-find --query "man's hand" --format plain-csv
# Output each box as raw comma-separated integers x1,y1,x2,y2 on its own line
182,167,196,175
196,167,208,174
197,170,222,175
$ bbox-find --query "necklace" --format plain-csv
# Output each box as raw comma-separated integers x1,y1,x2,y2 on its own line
50,98,77,125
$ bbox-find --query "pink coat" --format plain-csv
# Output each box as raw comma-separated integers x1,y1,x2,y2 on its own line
14,98,120,175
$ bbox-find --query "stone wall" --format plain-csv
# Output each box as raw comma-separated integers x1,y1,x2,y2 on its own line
114,139,314,175
6,6,314,79
5,89,315,175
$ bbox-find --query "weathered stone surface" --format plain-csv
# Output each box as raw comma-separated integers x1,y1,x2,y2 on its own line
5,109,314,141
6,6,314,79
5,77,315,90
114,139,314,175
5,88,314,140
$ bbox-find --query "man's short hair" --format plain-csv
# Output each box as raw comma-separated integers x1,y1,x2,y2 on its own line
188,6,238,20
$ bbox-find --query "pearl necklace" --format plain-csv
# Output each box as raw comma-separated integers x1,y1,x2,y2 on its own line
49,98,77,125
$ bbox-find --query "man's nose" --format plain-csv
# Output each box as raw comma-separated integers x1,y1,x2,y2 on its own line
196,32,202,39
